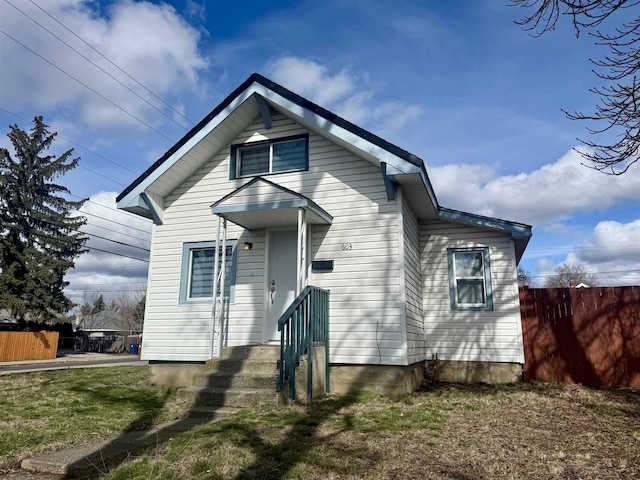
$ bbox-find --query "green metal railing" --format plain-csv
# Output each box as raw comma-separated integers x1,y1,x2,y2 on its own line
277,285,330,402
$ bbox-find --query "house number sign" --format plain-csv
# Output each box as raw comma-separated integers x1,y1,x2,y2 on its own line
341,243,353,251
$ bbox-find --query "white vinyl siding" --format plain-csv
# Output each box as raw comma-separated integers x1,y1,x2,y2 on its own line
420,220,523,364
141,112,404,364
401,194,424,364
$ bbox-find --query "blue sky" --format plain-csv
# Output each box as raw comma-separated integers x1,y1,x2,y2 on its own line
1,0,639,304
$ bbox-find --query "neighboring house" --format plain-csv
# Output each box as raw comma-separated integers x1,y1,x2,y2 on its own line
116,74,532,393
0,309,19,331
75,309,142,337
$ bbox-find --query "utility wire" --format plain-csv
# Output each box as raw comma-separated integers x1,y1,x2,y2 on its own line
0,106,140,174
81,231,150,252
27,0,195,127
4,0,191,131
27,229,149,262
0,27,176,143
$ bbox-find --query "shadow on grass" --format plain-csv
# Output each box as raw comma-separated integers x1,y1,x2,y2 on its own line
214,391,375,479
59,383,374,479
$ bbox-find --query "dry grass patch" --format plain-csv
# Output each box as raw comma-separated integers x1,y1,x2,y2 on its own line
2,368,639,479
104,383,640,480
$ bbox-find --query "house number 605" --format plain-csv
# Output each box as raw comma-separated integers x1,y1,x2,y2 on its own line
341,243,352,251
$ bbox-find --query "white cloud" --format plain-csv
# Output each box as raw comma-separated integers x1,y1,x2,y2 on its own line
576,220,640,264
0,0,207,132
429,148,640,226
266,57,354,105
532,220,640,286
264,56,423,139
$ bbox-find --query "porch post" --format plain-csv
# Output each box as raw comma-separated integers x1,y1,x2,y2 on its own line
218,218,227,356
210,216,227,359
297,207,307,294
210,216,221,358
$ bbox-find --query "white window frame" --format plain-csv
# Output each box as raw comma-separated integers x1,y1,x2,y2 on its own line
447,247,493,311
179,240,237,304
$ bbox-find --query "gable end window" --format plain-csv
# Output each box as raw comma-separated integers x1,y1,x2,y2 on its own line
230,134,308,179
179,241,237,304
447,247,493,311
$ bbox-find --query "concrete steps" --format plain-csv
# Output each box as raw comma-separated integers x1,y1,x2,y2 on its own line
178,345,282,413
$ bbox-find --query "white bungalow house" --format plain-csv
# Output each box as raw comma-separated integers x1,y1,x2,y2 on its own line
117,74,531,394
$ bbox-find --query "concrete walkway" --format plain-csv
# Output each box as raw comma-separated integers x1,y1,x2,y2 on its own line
0,351,146,375
18,417,214,478
0,351,157,479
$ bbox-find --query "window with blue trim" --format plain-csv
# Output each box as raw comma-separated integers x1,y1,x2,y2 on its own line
230,135,308,179
180,241,237,303
447,247,493,311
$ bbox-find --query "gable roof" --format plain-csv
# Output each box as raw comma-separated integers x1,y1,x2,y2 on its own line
116,73,426,205
211,177,333,230
117,73,532,261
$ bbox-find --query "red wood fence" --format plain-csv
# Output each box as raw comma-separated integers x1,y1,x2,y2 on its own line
0,331,59,362
519,287,640,386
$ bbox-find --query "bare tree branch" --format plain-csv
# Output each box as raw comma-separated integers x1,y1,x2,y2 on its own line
511,0,640,174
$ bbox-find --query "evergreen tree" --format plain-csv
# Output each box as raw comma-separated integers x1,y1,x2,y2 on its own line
90,294,106,315
0,116,87,321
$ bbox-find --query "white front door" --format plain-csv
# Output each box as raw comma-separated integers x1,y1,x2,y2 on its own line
266,230,297,341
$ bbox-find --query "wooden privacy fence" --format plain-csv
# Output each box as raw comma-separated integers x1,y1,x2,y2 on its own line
520,287,640,386
0,331,59,362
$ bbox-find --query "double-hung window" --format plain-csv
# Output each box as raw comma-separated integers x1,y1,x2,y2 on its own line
230,134,308,179
179,241,237,303
447,247,493,311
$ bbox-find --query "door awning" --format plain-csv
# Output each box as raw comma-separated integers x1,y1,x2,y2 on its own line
211,177,333,230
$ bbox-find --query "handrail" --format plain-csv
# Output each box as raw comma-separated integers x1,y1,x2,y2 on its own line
277,285,329,402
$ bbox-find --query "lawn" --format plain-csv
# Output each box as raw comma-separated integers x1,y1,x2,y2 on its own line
1,367,639,479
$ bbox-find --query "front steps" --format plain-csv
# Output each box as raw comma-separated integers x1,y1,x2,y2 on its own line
179,345,282,417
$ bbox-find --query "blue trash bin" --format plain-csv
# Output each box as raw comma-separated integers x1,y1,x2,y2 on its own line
129,343,136,354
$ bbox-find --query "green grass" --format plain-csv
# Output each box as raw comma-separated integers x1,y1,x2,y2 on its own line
0,366,185,465
2,369,640,479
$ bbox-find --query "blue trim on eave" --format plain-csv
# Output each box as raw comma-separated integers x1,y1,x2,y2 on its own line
438,206,532,264
139,192,162,225
437,207,532,238
255,94,272,129
380,162,396,201
117,73,426,204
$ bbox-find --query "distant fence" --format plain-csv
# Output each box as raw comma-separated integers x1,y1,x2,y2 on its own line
0,331,59,362
519,287,640,386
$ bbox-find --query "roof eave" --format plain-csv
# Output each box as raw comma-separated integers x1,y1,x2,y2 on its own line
116,73,431,211
437,206,533,264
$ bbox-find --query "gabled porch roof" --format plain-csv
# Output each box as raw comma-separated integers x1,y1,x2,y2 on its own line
211,177,333,230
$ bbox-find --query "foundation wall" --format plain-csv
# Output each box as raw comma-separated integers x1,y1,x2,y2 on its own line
427,360,522,384
291,346,327,403
329,362,425,395
148,361,205,388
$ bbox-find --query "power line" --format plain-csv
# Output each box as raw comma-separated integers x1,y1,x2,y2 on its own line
0,27,176,143
4,0,191,131
81,231,150,253
0,106,141,175
26,0,195,127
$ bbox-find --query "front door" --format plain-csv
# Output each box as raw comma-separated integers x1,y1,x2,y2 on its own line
266,229,297,341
